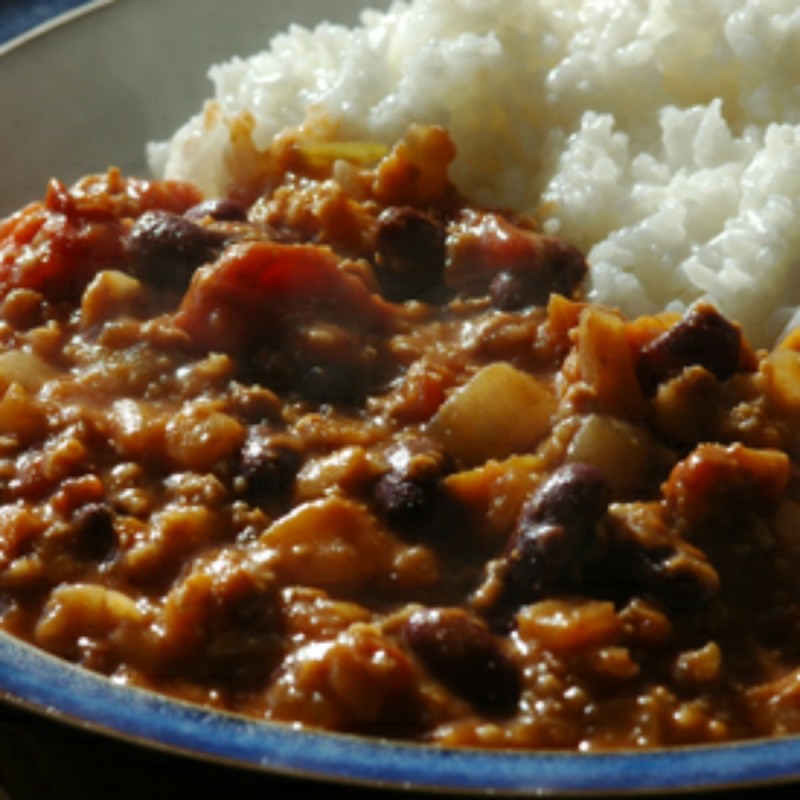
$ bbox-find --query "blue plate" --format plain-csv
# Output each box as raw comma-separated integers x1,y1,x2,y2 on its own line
2,0,800,794
0,1,89,44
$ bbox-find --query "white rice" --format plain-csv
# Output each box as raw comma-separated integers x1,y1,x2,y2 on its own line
149,0,800,347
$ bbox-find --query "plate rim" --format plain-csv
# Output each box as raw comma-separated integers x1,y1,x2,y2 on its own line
3,629,800,796
0,0,116,57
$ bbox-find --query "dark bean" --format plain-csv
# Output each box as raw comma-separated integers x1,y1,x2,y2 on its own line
127,210,226,287
489,239,587,311
489,268,550,310
480,465,610,617
636,304,742,396
184,198,248,222
403,607,521,714
69,503,117,561
591,542,718,615
239,431,302,498
501,521,575,604
374,438,451,530
519,462,611,534
546,238,589,296
374,470,440,526
374,207,447,302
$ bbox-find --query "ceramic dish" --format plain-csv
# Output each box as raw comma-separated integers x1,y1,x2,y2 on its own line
2,0,800,795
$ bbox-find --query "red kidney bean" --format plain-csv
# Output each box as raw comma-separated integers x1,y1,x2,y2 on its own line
68,502,117,562
519,462,611,534
589,541,719,615
127,210,226,287
481,464,611,619
489,268,550,310
635,304,742,396
501,521,575,604
239,430,302,498
403,607,521,713
374,438,452,533
489,239,587,311
374,206,447,302
374,470,437,522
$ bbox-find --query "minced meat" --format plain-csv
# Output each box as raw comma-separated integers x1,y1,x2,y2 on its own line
2,125,800,749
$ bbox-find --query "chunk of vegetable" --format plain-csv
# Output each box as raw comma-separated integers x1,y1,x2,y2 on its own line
429,362,556,466
567,414,653,495
577,307,647,419
663,443,789,526
764,349,800,415
174,240,393,354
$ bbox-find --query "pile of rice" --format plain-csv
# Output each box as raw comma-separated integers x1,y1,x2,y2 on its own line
149,0,800,347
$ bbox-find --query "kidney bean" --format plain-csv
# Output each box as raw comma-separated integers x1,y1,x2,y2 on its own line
374,206,447,302
481,464,611,618
127,210,226,287
489,239,587,311
489,268,550,310
519,462,611,534
69,502,117,562
374,438,451,532
184,198,248,222
239,430,302,498
501,521,576,604
374,470,440,526
547,239,590,296
403,607,521,713
591,541,719,615
636,304,742,396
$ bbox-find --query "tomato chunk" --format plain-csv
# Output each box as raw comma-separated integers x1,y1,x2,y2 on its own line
175,240,394,354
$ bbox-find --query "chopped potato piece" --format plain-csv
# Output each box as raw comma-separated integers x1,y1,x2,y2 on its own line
567,413,652,495
429,362,556,466
0,383,47,443
764,349,800,415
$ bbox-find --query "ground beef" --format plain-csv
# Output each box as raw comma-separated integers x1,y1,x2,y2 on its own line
2,126,800,750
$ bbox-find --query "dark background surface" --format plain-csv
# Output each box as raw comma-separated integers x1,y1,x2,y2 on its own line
3,2,800,798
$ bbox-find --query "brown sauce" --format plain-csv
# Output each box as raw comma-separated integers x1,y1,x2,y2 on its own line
2,125,800,749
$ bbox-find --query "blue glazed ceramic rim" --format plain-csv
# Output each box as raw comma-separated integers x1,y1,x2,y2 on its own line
0,0,100,50
2,630,800,795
